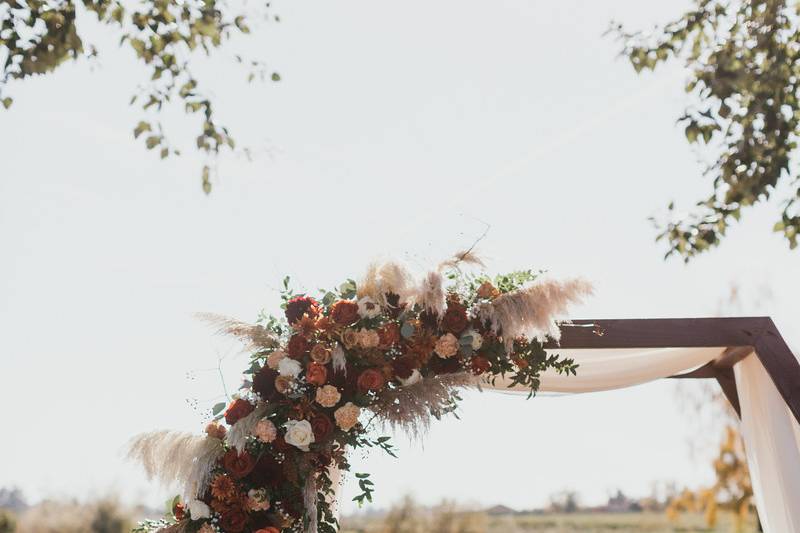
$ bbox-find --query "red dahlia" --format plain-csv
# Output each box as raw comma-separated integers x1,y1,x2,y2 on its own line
285,296,320,324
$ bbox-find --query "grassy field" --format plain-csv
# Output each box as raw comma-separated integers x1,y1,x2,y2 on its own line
340,511,758,533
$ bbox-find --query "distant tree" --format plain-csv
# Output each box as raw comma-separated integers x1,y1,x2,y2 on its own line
381,495,426,533
90,500,129,533
0,489,26,514
0,0,280,193
548,490,580,514
0,510,16,533
611,0,800,260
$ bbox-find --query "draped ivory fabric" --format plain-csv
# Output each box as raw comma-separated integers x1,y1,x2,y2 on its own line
487,346,800,533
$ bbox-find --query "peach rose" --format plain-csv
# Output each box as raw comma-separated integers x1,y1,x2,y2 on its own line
275,375,293,394
334,402,361,432
310,344,331,364
358,328,380,349
205,421,227,440
306,362,328,386
434,333,459,358
253,418,277,443
477,280,500,299
247,488,271,511
341,328,359,349
357,368,385,392
315,384,341,408
199,525,216,533
266,349,287,370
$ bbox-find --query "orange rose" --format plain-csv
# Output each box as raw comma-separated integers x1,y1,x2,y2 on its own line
224,398,255,425
477,281,500,299
357,368,385,392
306,362,328,386
330,300,359,325
255,529,281,533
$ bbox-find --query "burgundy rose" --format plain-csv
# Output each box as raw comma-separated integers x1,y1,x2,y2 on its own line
221,449,256,479
311,414,334,441
391,355,416,380
252,366,279,400
470,355,491,375
429,354,462,375
441,299,468,335
287,334,311,359
378,322,401,348
285,296,320,324
357,368,385,392
224,398,255,425
329,300,359,325
220,509,248,532
246,454,285,488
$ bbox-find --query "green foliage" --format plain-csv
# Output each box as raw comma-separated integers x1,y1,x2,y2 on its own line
610,0,800,260
0,0,280,193
0,510,15,533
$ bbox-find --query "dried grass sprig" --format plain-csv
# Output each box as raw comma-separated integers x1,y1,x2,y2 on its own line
358,261,415,306
226,402,268,453
367,373,477,439
126,430,224,500
195,313,279,351
437,249,485,271
478,277,593,343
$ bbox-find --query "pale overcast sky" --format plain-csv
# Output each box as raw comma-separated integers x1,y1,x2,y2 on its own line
2,0,799,516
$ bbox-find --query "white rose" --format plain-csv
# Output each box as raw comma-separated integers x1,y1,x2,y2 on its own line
464,330,483,350
278,357,302,378
187,499,211,520
284,419,315,451
399,369,422,387
357,296,381,319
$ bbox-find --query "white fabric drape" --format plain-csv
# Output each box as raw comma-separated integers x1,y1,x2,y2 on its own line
735,354,800,532
487,346,800,532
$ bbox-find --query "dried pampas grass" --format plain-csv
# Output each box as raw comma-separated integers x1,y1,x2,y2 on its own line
127,430,224,501
226,402,268,453
416,271,445,317
367,373,477,439
195,313,279,351
479,277,593,344
437,249,485,271
358,261,414,306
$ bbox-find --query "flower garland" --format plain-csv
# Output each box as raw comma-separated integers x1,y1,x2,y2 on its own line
129,256,592,533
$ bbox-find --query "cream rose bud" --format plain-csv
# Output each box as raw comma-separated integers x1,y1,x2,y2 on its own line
187,499,211,520
398,369,422,387
334,402,361,432
357,296,381,319
267,349,287,370
278,357,302,378
284,419,315,451
463,330,483,350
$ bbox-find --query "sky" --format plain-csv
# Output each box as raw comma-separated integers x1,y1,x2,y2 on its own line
2,0,800,517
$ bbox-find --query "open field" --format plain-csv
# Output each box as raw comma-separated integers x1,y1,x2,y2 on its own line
340,511,758,533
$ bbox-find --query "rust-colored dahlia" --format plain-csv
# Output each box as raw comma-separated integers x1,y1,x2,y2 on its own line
224,398,255,425
210,474,239,502
285,296,320,324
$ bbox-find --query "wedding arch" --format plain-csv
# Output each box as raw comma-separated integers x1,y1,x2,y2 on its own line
128,257,800,533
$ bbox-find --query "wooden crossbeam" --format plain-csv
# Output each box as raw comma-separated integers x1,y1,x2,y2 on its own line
547,317,800,424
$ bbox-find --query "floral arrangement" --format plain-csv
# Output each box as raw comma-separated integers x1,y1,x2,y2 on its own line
128,253,592,533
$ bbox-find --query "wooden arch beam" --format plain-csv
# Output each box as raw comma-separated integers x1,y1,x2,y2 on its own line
545,317,800,424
